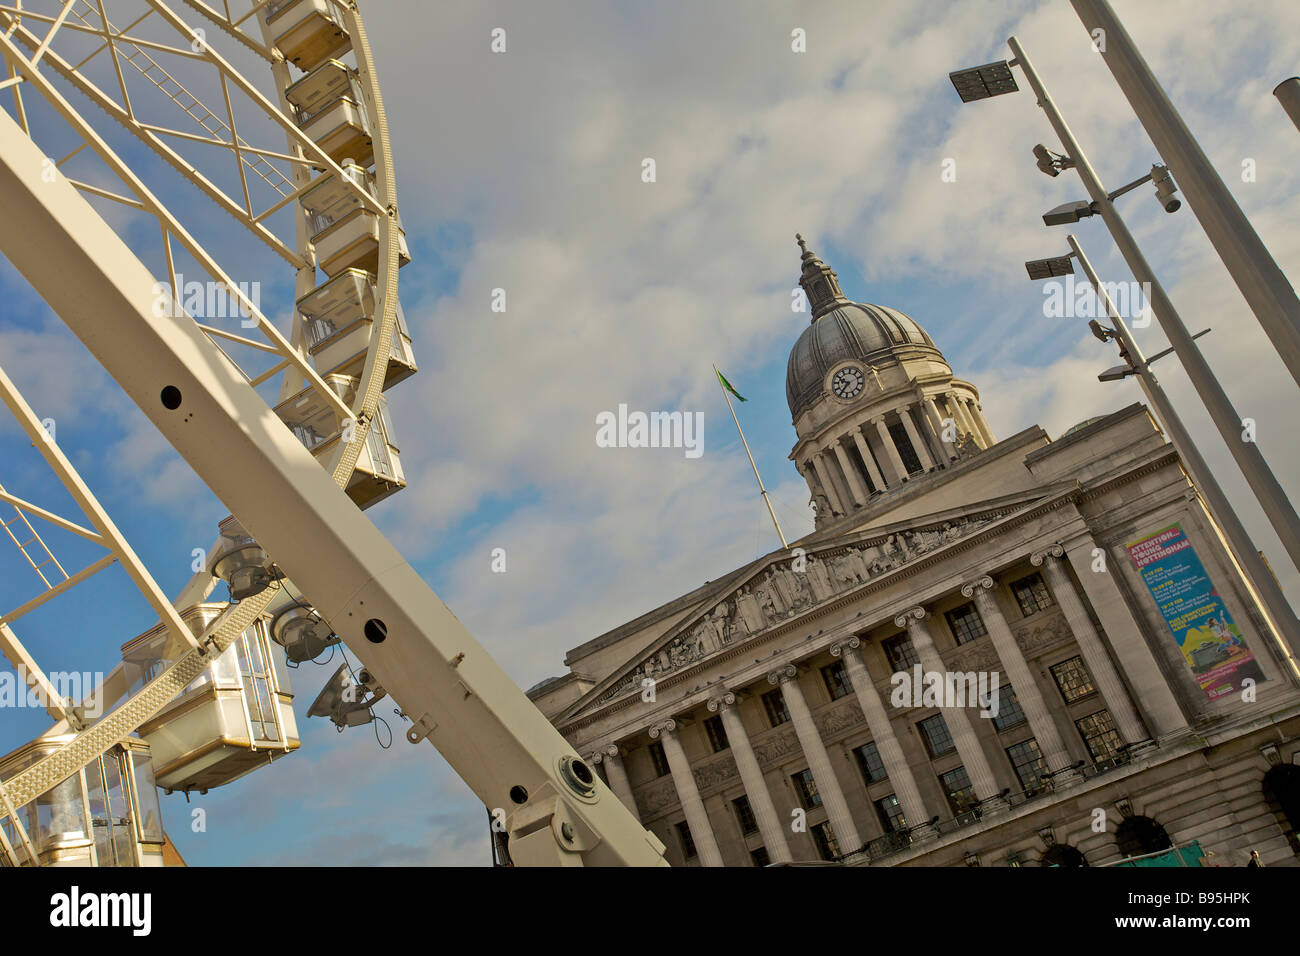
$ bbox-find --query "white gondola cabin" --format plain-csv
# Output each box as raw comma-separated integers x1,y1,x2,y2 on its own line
0,738,167,866
261,0,351,73
274,374,406,509
297,268,417,389
287,59,373,168
301,162,411,277
120,605,299,794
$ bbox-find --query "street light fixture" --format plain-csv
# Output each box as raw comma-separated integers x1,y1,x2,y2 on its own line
1042,200,1097,227
1024,254,1074,280
948,60,1018,102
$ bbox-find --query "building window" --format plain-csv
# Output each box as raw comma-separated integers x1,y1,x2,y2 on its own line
733,795,758,835
1051,656,1096,703
675,821,696,860
945,603,988,645
704,715,729,753
1076,710,1123,762
750,846,771,867
991,685,1028,731
821,661,853,700
939,766,978,815
1010,573,1053,617
1005,738,1048,792
854,741,889,784
792,769,822,808
811,821,841,861
875,793,907,833
882,633,919,673
648,740,670,778
762,689,790,727
917,714,956,758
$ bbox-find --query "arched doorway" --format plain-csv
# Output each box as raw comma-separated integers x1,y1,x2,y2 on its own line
1116,816,1172,858
1263,764,1300,855
1040,844,1087,867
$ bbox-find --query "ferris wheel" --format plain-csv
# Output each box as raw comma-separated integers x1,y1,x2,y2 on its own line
0,0,415,866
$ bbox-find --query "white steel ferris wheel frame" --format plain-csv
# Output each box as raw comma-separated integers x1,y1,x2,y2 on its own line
0,0,667,866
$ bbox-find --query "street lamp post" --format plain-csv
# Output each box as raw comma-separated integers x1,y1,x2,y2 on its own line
996,35,1300,579
1068,0,1300,391
1028,238,1300,668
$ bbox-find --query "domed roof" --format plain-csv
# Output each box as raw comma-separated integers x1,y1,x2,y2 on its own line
785,236,937,418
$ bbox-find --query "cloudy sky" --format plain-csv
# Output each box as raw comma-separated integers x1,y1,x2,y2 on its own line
0,0,1298,866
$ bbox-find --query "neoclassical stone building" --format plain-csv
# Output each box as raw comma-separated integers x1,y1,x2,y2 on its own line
529,240,1300,867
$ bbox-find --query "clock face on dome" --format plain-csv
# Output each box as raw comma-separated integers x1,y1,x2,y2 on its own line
830,365,866,400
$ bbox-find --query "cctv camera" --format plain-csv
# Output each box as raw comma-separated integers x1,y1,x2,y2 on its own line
1033,144,1060,177
1151,165,1180,213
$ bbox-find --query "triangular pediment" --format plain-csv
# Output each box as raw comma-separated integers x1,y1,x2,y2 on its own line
557,486,1067,723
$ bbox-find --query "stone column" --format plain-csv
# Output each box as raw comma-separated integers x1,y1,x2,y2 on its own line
895,606,1009,814
832,441,868,508
899,406,935,470
590,744,639,817
964,398,995,446
831,637,935,838
946,392,978,443
924,395,958,461
768,664,863,857
851,427,886,492
1032,545,1171,744
810,454,846,517
873,417,908,484
969,400,996,445
960,576,1081,789
649,718,724,866
708,692,793,863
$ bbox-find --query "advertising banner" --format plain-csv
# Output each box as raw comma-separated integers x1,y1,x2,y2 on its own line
1125,523,1264,702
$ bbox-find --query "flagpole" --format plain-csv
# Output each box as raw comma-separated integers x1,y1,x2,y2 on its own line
714,364,788,549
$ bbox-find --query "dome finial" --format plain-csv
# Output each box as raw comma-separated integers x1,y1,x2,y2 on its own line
795,233,848,320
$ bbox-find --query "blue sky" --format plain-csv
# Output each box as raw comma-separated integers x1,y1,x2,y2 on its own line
1,0,1298,865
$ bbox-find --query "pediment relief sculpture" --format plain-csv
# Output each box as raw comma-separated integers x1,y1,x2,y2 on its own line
590,512,1008,706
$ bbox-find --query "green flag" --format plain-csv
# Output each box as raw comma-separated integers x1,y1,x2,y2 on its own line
715,367,747,402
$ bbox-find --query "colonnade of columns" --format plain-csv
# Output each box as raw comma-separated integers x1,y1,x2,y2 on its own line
802,391,995,516
589,544,1179,865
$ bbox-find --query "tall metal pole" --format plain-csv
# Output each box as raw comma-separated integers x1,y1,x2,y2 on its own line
714,364,788,549
1008,35,1300,578
1276,78,1300,136
1068,0,1300,390
1068,235,1300,672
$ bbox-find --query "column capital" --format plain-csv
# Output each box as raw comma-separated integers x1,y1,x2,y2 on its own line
647,718,677,739
767,663,799,685
587,743,621,764
894,605,928,629
706,691,737,712
960,575,995,598
1030,544,1067,567
829,635,862,658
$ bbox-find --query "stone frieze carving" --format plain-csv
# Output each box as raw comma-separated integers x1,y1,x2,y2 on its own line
1013,612,1071,655
815,698,865,738
591,513,1007,706
637,776,678,816
753,728,800,769
693,752,739,791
